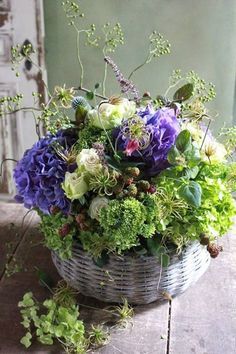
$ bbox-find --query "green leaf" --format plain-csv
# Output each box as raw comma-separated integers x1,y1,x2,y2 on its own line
86,91,94,100
147,236,162,257
176,130,191,153
159,165,184,179
179,181,202,207
167,146,183,165
79,196,86,205
54,325,64,337
21,318,31,328
184,166,199,179
105,155,145,171
18,292,34,308
94,83,100,89
39,334,54,345
161,254,170,267
184,145,201,165
20,332,32,348
173,83,194,102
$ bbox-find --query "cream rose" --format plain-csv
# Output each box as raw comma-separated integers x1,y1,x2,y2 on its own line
76,148,102,175
88,196,109,220
62,172,88,200
87,98,136,129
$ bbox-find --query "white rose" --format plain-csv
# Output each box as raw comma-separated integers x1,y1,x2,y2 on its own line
87,98,136,129
76,148,102,175
88,196,109,220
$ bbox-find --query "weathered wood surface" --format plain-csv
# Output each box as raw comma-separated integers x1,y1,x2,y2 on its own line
169,232,236,354
0,204,169,354
0,203,236,354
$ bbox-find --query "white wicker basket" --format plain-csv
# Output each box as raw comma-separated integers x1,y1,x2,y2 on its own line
52,241,210,305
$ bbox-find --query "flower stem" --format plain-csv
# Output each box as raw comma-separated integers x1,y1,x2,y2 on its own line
128,53,150,80
97,103,118,158
73,24,84,88
128,60,147,80
75,86,107,100
200,118,212,151
102,62,108,97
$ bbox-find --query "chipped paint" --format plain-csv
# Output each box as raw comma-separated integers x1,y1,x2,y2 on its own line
35,0,46,104
0,0,46,197
0,13,8,28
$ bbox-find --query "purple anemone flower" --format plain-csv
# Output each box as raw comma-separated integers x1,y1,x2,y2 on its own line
113,105,180,176
13,129,77,214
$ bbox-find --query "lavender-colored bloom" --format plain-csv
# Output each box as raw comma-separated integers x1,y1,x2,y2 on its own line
13,129,77,214
104,56,140,100
114,106,180,176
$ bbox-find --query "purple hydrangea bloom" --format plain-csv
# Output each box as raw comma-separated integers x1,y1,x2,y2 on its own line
13,129,77,214
114,106,180,176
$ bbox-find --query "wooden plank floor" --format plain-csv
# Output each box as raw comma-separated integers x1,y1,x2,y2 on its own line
0,203,235,354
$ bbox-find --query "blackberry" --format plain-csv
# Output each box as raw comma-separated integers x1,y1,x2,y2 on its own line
207,243,223,258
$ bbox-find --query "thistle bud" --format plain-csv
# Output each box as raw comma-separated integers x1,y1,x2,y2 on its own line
147,185,156,194
58,223,70,237
125,167,140,177
137,180,150,191
50,205,60,215
199,233,210,246
127,184,138,197
76,213,86,224
124,177,134,186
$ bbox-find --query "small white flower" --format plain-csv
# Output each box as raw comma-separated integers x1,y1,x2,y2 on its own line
76,148,102,175
202,137,227,163
88,196,109,220
181,121,204,143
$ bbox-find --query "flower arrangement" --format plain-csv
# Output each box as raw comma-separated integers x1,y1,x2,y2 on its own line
2,1,236,352
8,2,236,267
13,77,236,264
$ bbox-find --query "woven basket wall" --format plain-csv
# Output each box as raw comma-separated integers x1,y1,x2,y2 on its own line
52,241,210,305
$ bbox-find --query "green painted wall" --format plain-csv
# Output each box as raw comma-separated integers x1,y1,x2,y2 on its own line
44,0,236,132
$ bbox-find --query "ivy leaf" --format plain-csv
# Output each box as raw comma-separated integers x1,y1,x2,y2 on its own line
167,146,183,165
20,332,32,348
161,254,170,268
184,166,199,179
173,83,194,102
86,91,94,100
147,236,162,257
179,181,202,207
176,130,192,153
184,145,201,165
